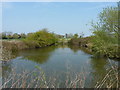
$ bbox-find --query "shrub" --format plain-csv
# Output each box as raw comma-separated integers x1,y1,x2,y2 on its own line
24,29,58,48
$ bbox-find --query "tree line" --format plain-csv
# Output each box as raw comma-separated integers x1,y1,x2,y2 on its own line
0,31,84,40
0,32,26,39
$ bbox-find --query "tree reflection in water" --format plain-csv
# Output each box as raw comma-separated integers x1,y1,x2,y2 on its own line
19,46,57,64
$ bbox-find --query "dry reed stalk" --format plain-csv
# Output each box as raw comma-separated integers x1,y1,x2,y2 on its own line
95,59,119,88
1,61,119,88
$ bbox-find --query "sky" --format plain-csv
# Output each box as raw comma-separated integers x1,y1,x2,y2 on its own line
2,2,117,36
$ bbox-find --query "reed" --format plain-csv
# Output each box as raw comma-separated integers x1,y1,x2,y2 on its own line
1,60,119,88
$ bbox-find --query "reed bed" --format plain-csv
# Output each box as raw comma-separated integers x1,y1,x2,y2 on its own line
1,68,88,88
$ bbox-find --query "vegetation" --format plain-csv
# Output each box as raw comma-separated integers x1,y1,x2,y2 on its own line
1,61,119,88
68,6,119,59
1,29,58,49
73,33,79,38
1,2,119,89
23,29,58,48
1,29,59,61
1,40,28,61
0,32,26,39
91,6,119,59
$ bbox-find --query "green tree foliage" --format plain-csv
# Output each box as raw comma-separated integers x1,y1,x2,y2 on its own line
91,6,119,58
20,33,26,39
1,32,13,39
1,32,7,39
0,32,27,39
73,33,79,38
24,29,58,48
6,32,13,39
13,33,20,39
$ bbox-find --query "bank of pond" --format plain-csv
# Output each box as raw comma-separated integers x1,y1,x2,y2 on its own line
1,36,120,61
69,37,120,60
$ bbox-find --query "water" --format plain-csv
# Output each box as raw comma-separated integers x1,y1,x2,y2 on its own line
2,45,119,88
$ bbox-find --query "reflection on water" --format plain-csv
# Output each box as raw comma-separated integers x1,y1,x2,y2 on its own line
2,61,13,78
2,45,119,88
69,45,92,54
19,46,57,64
89,57,109,87
90,57,108,77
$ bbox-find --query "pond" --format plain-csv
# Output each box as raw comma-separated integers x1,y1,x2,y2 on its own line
2,45,119,88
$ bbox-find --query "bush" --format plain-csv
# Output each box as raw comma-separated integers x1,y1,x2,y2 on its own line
24,29,58,48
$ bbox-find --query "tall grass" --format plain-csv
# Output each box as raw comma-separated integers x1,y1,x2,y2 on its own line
1,40,28,61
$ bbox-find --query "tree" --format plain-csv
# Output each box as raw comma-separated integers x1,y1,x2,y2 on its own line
25,29,58,48
91,6,119,58
13,33,20,39
6,32,13,39
91,7,118,35
73,33,79,38
20,33,26,39
2,32,7,39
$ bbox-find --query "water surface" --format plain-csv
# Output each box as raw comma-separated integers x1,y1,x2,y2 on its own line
2,45,118,88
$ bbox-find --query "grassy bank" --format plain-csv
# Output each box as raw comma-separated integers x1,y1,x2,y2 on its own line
1,29,58,61
1,40,28,61
69,36,120,59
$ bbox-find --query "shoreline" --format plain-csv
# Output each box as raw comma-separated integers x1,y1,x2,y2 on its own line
1,40,57,61
69,37,120,60
1,37,120,61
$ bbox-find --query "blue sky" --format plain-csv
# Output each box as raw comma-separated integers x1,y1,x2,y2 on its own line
2,2,117,36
